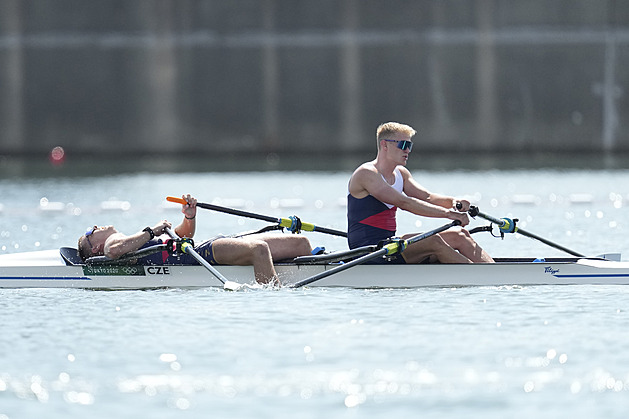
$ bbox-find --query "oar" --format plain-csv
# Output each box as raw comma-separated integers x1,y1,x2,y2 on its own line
290,221,461,289
164,227,243,291
166,196,347,237
468,206,584,257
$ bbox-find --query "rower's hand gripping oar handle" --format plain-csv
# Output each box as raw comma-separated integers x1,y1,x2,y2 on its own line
456,203,517,235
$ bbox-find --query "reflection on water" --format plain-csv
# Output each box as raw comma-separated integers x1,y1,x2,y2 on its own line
1,286,629,418
2,155,629,419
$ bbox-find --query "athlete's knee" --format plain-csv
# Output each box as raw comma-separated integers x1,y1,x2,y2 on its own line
417,235,450,255
250,239,271,258
292,236,312,255
268,235,312,258
448,228,475,247
460,228,474,240
426,234,450,249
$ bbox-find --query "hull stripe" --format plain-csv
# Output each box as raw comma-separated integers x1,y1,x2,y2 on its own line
0,276,92,281
554,274,629,278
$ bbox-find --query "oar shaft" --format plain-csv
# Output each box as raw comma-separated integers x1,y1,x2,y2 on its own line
164,227,228,284
474,210,505,227
291,247,388,288
262,215,348,237
515,229,584,257
291,220,460,288
405,221,461,246
167,196,347,237
310,225,348,237
199,202,280,224
473,208,584,257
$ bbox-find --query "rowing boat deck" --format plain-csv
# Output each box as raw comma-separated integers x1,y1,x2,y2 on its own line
0,247,616,267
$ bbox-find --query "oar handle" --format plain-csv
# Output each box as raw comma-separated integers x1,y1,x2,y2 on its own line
469,207,506,227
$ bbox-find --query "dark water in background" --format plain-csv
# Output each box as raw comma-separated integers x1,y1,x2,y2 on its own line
2,151,629,179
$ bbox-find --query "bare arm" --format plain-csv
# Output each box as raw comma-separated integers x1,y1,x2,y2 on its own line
103,195,198,259
104,220,172,259
399,166,473,213
349,164,469,225
399,167,459,209
173,194,197,238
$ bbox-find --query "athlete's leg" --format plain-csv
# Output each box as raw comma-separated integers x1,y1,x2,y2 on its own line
210,238,278,284
400,233,472,264
438,228,494,263
253,233,313,260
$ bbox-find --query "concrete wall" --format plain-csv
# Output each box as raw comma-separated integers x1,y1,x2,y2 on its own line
1,0,628,156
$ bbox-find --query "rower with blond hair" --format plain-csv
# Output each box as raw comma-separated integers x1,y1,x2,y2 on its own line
347,121,494,264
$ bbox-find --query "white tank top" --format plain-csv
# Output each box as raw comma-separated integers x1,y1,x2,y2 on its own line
381,168,404,209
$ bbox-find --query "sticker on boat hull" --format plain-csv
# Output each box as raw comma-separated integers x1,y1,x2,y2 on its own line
544,266,560,275
83,266,145,276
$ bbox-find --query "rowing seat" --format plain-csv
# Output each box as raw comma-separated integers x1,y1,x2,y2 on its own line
60,247,84,266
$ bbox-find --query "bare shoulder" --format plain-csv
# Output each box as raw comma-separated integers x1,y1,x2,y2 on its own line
397,165,412,178
354,161,378,173
352,161,378,177
349,161,379,197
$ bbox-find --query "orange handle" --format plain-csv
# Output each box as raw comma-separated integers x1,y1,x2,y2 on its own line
166,196,186,205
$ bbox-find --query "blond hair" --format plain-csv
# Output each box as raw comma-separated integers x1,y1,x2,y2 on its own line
376,122,416,142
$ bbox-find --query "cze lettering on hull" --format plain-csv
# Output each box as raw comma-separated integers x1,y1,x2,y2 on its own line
146,266,171,275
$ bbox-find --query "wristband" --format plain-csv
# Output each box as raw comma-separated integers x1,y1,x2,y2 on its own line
143,227,155,240
185,215,195,220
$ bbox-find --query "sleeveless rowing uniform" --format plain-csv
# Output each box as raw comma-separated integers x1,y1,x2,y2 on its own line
134,237,223,265
347,167,406,264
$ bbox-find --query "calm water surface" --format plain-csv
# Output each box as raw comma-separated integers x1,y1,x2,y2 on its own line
1,167,629,418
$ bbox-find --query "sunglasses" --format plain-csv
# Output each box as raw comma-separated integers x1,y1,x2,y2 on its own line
383,139,413,152
85,225,97,249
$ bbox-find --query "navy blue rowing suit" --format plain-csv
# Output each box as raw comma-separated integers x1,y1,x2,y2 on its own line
347,168,406,264
134,237,222,265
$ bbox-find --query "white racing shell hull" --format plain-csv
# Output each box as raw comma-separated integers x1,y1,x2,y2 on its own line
1,249,629,289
